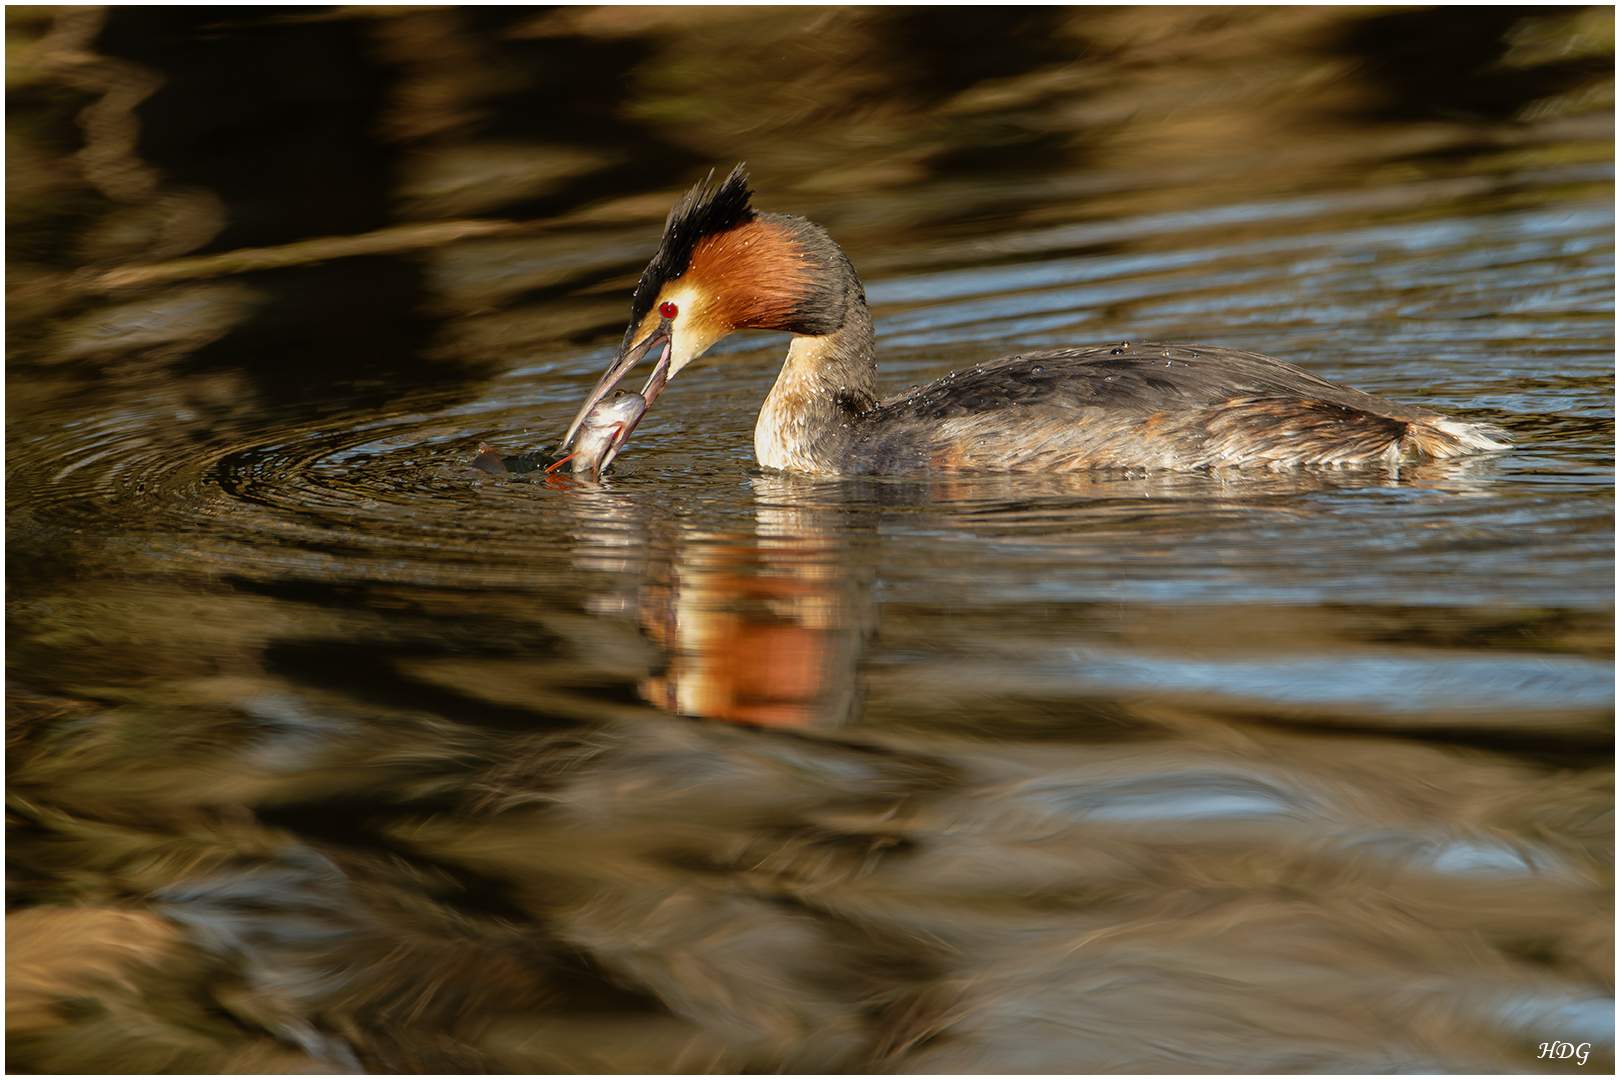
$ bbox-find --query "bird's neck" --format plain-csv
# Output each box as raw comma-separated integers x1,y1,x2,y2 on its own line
755,280,877,472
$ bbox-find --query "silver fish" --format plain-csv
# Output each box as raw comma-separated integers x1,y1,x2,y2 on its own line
549,390,647,480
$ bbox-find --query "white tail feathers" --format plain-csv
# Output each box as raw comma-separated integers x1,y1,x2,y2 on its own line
1404,416,1513,459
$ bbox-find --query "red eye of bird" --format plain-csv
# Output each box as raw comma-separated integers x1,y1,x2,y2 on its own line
658,301,678,319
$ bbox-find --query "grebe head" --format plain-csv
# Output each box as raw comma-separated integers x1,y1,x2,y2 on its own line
562,165,861,449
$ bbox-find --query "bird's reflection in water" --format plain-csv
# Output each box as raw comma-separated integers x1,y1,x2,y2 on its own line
637,537,867,727
564,461,1516,734
559,473,875,730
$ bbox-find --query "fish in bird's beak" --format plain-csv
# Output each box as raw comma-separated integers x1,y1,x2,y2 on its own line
561,325,671,451
547,389,650,479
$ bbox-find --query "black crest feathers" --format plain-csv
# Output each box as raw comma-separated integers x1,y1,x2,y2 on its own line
627,164,755,329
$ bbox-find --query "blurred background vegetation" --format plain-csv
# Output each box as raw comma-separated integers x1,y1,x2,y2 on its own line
8,5,1613,356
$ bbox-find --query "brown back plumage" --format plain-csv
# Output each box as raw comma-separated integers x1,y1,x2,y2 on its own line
834,343,1505,473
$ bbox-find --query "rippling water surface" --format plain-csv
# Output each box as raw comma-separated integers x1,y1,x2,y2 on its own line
7,6,1613,1074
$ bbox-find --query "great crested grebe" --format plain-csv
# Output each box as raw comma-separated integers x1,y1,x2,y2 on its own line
562,166,1509,475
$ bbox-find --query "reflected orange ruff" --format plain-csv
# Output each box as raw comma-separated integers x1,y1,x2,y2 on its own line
639,559,847,729
643,615,831,728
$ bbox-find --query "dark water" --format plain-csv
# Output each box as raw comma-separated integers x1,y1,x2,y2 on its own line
7,7,1613,1074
